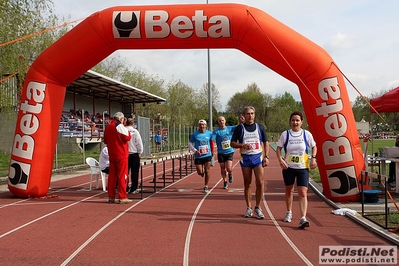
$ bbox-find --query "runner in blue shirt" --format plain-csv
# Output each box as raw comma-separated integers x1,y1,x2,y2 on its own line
189,119,215,194
213,116,236,189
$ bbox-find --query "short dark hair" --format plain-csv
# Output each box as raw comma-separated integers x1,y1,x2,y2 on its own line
289,111,303,122
126,118,134,126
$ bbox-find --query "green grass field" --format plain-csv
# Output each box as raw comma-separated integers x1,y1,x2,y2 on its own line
0,151,100,178
364,138,397,156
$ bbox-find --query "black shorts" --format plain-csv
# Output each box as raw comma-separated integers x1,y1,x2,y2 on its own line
282,168,309,187
101,167,109,174
217,152,234,163
194,156,213,165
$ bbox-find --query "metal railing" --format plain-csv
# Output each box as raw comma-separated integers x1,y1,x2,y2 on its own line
360,171,396,229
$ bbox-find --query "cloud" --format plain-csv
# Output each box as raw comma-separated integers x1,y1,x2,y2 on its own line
323,33,354,56
52,0,399,110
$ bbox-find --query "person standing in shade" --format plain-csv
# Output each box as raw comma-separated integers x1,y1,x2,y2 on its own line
213,116,236,189
275,111,317,228
104,112,132,204
231,106,269,219
189,119,215,194
126,118,144,194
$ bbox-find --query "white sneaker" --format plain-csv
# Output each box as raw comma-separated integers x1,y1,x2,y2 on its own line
244,207,253,218
254,207,265,219
283,212,292,222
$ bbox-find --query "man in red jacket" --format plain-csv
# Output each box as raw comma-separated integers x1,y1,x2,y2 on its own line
104,112,132,204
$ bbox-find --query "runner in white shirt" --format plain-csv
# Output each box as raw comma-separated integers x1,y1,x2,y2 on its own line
276,111,317,229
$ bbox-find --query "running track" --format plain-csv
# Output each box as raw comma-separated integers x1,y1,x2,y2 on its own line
0,151,397,265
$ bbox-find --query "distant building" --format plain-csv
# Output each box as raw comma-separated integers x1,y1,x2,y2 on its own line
356,121,370,135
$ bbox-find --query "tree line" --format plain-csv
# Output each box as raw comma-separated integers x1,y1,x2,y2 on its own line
93,56,305,134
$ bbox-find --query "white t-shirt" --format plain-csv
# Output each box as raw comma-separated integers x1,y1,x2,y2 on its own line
277,129,316,169
99,147,109,170
241,124,263,155
126,126,143,155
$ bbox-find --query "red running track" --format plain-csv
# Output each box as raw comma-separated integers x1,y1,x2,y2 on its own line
0,151,397,265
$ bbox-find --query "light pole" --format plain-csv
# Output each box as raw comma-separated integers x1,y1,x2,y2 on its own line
206,0,212,131
206,0,214,165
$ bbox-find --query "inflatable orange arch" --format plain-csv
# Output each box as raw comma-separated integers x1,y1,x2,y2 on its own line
9,3,365,201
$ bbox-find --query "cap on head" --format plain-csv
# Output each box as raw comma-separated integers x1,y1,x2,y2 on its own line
198,119,207,125
113,112,125,120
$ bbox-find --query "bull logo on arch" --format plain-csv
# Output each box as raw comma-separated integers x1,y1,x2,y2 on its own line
9,4,365,201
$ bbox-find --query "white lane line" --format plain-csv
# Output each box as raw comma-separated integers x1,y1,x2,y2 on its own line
0,162,178,209
61,172,195,266
0,191,104,239
182,160,240,266
195,220,222,222
262,198,313,266
2,157,231,264
183,180,222,266
182,155,311,265
0,160,190,237
232,157,311,264
0,198,31,209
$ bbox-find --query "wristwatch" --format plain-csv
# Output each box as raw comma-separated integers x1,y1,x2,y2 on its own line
311,155,317,158
264,155,269,159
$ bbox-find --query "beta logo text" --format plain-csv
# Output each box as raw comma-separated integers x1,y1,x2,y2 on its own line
315,77,359,197
9,81,45,189
113,10,231,39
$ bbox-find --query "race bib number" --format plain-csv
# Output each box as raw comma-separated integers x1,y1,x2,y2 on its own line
287,152,309,166
221,140,231,150
244,139,260,150
199,145,209,155
288,154,303,164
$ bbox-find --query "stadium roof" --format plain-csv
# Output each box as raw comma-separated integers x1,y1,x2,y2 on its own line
67,70,166,104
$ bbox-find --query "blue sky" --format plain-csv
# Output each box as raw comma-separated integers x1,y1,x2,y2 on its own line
52,0,399,110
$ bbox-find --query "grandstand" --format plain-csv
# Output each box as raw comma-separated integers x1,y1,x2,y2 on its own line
0,70,166,156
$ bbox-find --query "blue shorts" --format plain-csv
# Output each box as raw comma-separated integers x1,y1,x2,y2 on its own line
282,168,309,187
240,153,262,168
